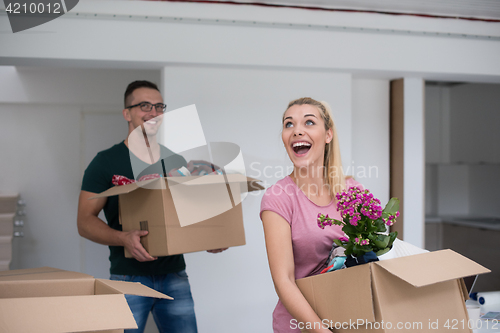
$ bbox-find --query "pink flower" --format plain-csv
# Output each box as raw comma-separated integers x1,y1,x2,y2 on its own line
350,213,360,226
320,186,399,257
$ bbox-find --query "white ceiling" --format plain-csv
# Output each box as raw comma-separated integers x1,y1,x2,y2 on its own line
200,0,500,20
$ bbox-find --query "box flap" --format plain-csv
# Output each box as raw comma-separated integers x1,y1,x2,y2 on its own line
0,294,137,332
0,278,95,299
90,175,263,200
96,279,173,299
166,174,263,192
0,266,93,282
89,178,164,199
296,264,375,323
374,249,490,287
166,174,233,186
370,262,471,329
246,177,266,192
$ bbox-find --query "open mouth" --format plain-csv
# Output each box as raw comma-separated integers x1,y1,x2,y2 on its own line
292,141,312,155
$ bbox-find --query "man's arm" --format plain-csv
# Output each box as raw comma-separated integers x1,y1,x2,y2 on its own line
77,190,156,262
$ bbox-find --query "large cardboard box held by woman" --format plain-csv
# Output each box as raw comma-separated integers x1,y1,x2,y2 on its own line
296,249,490,333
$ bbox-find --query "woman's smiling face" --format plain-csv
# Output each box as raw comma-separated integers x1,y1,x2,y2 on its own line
282,104,333,171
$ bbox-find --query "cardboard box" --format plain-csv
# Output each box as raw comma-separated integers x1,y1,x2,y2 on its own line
0,194,18,214
0,235,12,262
91,174,263,257
0,213,15,236
296,249,490,332
0,266,172,333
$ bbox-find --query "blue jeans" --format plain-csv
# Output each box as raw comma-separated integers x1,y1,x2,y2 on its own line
110,270,198,333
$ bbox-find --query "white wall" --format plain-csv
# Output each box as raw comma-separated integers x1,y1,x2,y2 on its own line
1,1,500,82
0,66,160,106
351,79,390,204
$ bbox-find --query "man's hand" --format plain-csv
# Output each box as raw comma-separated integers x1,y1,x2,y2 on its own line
120,230,157,262
206,248,228,254
78,191,157,262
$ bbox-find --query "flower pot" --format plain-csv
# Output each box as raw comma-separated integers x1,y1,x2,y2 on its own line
377,246,396,261
345,251,379,268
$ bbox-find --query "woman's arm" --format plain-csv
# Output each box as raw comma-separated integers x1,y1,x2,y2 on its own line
262,210,331,333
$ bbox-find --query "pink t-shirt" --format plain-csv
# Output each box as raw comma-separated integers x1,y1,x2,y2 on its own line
260,176,361,333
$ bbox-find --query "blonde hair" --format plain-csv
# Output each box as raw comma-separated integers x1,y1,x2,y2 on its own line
283,97,346,197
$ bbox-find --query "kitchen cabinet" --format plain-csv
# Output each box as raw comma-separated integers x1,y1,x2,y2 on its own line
426,218,500,292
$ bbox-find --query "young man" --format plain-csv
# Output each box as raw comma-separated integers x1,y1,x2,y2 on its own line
78,80,200,333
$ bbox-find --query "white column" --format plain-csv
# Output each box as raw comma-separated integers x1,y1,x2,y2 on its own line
403,77,425,248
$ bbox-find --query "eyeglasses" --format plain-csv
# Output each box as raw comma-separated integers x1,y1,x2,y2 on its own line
126,102,167,113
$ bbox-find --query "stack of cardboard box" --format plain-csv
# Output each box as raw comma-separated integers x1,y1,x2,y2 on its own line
0,194,19,271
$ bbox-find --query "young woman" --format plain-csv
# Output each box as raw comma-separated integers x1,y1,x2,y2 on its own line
260,97,361,333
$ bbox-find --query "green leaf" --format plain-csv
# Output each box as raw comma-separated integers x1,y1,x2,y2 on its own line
344,243,353,256
383,197,400,215
342,223,358,235
333,239,344,247
372,234,390,249
353,244,373,256
330,218,343,226
387,231,398,247
366,223,378,234
375,247,391,256
352,244,363,256
374,218,386,232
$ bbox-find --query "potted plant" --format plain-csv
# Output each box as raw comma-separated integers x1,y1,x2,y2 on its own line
318,186,400,267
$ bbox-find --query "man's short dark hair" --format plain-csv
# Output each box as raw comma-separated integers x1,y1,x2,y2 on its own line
124,80,160,108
